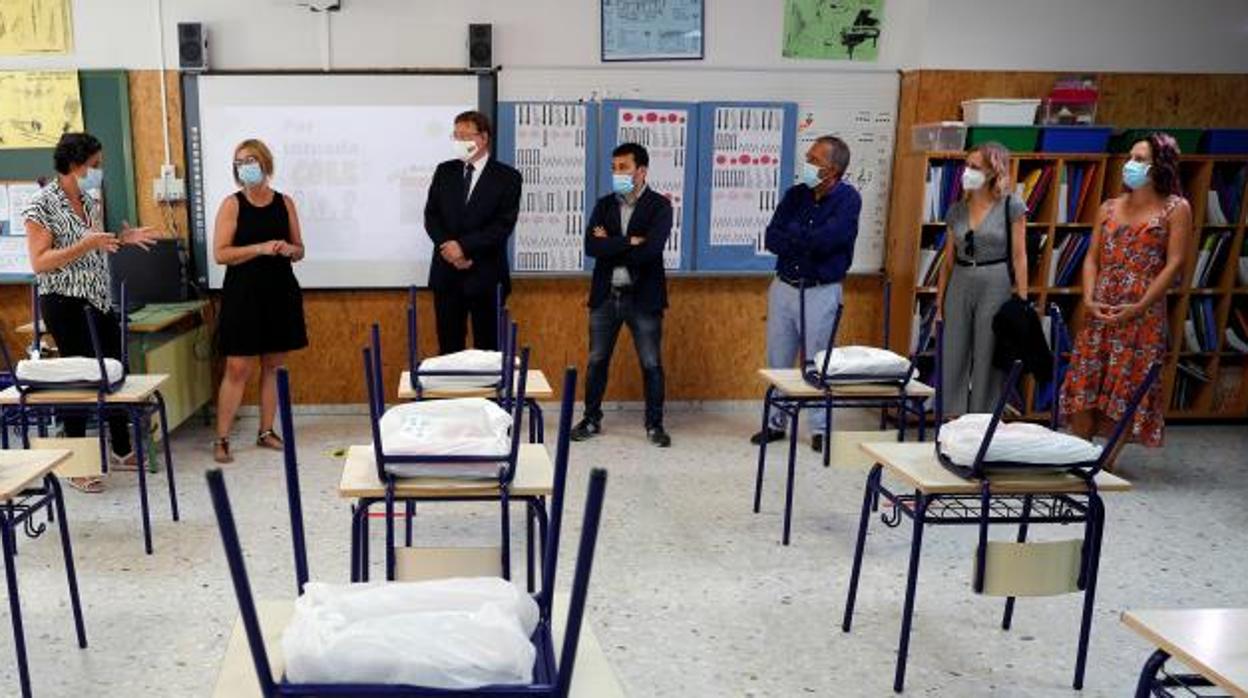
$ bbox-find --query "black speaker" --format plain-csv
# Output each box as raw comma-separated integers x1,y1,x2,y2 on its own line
178,22,208,72
468,23,492,69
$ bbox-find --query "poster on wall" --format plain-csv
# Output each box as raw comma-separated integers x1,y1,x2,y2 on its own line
601,0,704,61
782,0,884,61
0,70,83,148
498,102,597,273
0,182,40,277
602,101,697,270
794,107,893,272
0,0,73,55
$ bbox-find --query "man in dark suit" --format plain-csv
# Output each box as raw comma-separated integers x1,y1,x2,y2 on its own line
571,143,673,447
424,110,522,353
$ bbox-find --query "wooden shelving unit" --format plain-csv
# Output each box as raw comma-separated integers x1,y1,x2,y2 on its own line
892,149,1248,422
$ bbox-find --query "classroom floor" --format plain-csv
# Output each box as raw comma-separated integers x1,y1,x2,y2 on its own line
0,406,1244,697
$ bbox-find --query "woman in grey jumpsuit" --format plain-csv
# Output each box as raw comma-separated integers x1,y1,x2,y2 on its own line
937,142,1029,414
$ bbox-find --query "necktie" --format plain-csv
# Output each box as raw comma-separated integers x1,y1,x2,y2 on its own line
463,163,475,203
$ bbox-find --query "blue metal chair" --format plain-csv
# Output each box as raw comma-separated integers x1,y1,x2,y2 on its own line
406,285,545,443
207,369,608,697
362,325,532,582
0,283,179,554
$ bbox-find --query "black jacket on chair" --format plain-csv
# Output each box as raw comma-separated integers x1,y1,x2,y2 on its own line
584,188,673,314
424,157,522,298
992,295,1053,378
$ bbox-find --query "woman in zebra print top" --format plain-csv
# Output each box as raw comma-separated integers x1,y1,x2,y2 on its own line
23,132,163,493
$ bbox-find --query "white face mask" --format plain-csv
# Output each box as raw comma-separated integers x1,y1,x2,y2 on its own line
451,139,478,162
961,167,987,192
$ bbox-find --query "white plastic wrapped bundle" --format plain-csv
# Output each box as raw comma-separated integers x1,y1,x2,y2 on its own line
282,578,539,688
938,414,1102,466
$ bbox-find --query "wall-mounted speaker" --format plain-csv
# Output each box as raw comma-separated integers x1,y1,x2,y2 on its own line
468,23,492,69
178,22,208,72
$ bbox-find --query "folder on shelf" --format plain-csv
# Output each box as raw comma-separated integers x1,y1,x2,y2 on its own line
1074,163,1096,221
1206,190,1228,226
1057,167,1069,223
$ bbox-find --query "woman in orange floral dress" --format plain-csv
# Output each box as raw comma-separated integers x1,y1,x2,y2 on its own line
1061,133,1191,463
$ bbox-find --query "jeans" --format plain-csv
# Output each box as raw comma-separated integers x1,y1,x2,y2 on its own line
764,278,843,432
583,289,665,428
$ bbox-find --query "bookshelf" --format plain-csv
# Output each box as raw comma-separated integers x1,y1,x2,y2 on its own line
895,150,1248,422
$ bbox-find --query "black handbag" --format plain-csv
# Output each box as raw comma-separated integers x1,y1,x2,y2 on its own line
991,197,1053,377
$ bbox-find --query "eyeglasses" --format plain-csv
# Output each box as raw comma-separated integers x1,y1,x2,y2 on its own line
232,157,259,168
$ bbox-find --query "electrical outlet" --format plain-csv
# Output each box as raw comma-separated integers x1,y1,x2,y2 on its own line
153,164,186,202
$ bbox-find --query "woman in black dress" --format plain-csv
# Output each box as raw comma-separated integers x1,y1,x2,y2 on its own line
212,139,308,463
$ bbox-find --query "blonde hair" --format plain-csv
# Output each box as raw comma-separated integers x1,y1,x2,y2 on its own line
232,138,274,187
965,141,1012,199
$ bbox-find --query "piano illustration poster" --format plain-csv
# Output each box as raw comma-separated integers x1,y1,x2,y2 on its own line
782,0,884,61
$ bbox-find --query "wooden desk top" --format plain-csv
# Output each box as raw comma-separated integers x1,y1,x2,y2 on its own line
338,443,553,499
17,301,207,336
758,368,935,399
0,374,169,405
213,596,625,698
859,441,1132,495
1122,609,1248,697
397,369,554,401
0,449,72,500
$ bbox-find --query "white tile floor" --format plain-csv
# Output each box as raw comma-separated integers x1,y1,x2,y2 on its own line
0,407,1244,697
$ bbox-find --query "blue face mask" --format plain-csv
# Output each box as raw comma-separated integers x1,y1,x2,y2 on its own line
1122,160,1151,190
237,162,265,187
612,173,635,196
800,161,823,188
76,167,103,192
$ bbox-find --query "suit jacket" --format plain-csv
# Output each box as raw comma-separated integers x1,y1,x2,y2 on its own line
584,187,673,313
424,157,522,297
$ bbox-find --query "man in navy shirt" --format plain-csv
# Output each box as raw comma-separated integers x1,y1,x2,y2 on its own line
751,135,861,452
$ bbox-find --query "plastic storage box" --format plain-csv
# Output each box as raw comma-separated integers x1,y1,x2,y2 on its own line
1109,128,1203,154
961,99,1041,126
1038,126,1112,153
912,122,967,152
1200,129,1248,154
966,126,1039,153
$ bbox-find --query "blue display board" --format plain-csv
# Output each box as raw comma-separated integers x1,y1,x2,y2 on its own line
599,100,698,271
693,101,798,272
496,101,599,273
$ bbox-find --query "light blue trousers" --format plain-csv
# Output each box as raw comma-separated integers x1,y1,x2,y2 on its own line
765,278,843,432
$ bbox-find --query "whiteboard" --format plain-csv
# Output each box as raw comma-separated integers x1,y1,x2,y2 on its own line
500,67,899,273
189,74,480,289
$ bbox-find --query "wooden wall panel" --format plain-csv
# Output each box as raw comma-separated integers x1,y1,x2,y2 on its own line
234,275,884,404
128,71,191,238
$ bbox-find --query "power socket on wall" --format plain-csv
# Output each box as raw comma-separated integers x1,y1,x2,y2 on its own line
153,164,186,203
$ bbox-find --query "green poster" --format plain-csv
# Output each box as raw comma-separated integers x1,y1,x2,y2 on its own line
783,0,884,61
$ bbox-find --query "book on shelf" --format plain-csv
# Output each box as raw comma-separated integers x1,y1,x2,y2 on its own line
1205,190,1228,225
1226,326,1248,354
1015,165,1055,221
1184,318,1201,353
1059,163,1097,224
924,161,965,223
1051,231,1090,287
1187,297,1218,352
1191,231,1231,288
1239,238,1248,286
1172,359,1213,411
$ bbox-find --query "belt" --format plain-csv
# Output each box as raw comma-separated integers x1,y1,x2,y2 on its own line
778,276,837,289
955,257,1007,267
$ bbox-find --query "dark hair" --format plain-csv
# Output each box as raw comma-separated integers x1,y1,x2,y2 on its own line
53,132,103,175
612,142,649,168
454,110,492,141
815,135,851,174
1140,132,1182,197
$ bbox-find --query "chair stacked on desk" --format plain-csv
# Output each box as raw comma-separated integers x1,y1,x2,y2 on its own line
211,366,619,697
401,285,552,443
753,280,936,545
841,358,1161,692
0,284,179,554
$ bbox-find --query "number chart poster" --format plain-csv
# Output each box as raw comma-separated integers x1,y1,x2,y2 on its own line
497,102,598,273
601,101,698,271
695,102,797,271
